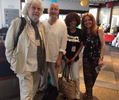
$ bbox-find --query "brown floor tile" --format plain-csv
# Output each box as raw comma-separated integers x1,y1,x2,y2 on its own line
112,57,119,63
105,46,110,52
104,55,112,62
105,51,111,56
103,61,114,72
110,52,119,58
113,62,119,73
109,47,119,52
97,70,116,84
118,91,119,97
115,72,119,84
93,85,119,100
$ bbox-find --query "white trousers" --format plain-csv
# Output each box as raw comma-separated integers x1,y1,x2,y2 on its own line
39,62,59,90
61,59,81,99
17,71,40,100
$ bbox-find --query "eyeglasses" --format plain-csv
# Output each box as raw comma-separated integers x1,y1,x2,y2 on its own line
31,6,41,11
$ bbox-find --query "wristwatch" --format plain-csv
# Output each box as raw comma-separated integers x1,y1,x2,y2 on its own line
100,56,103,59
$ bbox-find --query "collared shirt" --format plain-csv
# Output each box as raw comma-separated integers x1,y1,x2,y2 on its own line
42,19,67,63
26,16,43,72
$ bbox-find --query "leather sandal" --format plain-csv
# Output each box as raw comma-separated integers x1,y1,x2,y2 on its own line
74,98,81,100
82,96,93,100
63,97,68,100
82,92,87,99
83,98,93,100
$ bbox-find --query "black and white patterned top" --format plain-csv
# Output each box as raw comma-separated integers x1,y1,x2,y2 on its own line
83,30,101,62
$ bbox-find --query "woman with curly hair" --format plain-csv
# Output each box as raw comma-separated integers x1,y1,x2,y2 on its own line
81,13,105,100
61,12,84,100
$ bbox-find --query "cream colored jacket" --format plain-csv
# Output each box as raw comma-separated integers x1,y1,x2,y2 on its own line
5,17,46,74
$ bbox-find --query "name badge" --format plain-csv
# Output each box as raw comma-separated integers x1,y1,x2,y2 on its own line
71,46,76,52
36,40,40,46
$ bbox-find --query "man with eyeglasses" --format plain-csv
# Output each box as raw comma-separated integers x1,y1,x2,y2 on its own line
5,0,45,100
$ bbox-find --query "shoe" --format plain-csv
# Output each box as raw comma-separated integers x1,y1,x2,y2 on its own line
83,98,93,100
63,97,68,100
36,90,44,94
82,96,93,100
74,98,81,100
82,92,87,99
42,84,59,100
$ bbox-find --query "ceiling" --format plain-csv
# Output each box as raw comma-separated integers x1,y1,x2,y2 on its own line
65,0,118,4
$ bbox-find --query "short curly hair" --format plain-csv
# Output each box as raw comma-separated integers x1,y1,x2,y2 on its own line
65,12,80,27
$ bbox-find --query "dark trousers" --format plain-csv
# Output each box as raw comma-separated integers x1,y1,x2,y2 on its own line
83,58,99,98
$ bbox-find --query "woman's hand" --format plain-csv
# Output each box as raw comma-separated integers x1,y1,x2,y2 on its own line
69,57,75,66
98,58,103,68
65,58,70,65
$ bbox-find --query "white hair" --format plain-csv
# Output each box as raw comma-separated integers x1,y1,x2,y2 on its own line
22,0,44,17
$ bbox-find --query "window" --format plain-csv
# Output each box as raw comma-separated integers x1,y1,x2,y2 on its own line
111,6,119,32
89,8,98,21
99,7,111,24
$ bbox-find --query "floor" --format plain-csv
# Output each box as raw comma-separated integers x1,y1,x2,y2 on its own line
2,43,119,100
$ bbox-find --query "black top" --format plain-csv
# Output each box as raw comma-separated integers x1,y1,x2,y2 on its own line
65,28,83,61
83,30,101,62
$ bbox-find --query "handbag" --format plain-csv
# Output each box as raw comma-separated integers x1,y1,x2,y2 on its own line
58,64,76,99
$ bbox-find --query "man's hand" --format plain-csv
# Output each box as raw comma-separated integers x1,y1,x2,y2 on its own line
55,52,63,68
55,58,61,68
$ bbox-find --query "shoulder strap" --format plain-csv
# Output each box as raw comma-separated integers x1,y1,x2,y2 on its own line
14,17,26,49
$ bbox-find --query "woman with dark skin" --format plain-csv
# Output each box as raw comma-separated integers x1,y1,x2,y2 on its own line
62,12,83,100
81,13,105,100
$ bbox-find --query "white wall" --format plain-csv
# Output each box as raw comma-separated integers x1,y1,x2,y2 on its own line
42,0,89,11
0,0,20,28
0,0,2,28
